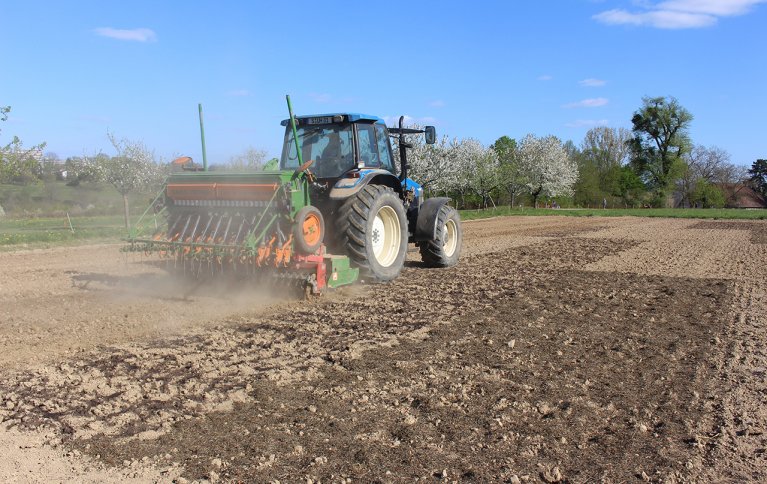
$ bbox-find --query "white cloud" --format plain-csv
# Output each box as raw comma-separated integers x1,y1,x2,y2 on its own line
227,89,251,97
566,119,610,128
563,98,609,108
537,74,554,81
429,100,446,108
579,78,607,87
593,9,716,28
658,0,767,16
593,0,765,29
94,27,157,42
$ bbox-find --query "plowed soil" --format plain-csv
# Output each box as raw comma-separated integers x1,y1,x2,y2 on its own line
1,216,766,483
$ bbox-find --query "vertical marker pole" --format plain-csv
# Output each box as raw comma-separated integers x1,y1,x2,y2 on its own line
285,95,303,167
198,103,208,171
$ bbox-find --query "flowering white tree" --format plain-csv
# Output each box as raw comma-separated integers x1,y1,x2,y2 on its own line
87,133,166,229
517,134,578,208
459,138,501,209
405,134,455,192
0,106,47,184
224,146,269,170
0,136,46,183
392,126,463,195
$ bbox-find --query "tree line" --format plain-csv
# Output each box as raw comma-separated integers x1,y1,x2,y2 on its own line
3,97,766,224
403,96,765,209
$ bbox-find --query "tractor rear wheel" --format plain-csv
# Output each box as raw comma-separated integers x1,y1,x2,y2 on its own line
337,184,408,282
419,205,462,268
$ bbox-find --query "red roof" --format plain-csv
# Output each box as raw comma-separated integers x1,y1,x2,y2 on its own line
719,183,767,208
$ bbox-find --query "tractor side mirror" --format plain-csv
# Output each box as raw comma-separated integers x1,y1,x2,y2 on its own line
424,126,436,145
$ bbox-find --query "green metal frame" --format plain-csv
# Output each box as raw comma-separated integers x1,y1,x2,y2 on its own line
325,255,359,289
124,170,310,257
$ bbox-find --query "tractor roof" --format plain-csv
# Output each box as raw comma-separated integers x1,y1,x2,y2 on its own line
280,113,384,126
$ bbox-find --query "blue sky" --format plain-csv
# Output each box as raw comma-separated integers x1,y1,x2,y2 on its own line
1,0,765,166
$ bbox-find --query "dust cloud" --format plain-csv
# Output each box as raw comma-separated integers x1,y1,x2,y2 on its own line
0,246,297,369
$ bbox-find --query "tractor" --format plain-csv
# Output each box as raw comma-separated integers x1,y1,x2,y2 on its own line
124,97,462,295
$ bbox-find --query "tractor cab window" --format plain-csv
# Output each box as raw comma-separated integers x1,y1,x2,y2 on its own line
356,123,395,173
281,124,354,178
375,124,395,173
356,124,379,167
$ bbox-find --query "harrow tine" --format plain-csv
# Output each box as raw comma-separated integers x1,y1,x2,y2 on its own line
199,214,215,245
167,215,183,241
210,214,224,245
178,214,194,242
188,214,202,246
222,216,233,243
233,217,246,244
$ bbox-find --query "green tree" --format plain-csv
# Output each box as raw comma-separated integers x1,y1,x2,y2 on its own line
749,159,767,198
491,136,526,207
581,126,631,197
691,179,725,208
616,166,646,207
628,96,693,204
573,154,601,206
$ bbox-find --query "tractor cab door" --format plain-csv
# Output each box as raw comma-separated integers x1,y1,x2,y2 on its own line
354,123,396,174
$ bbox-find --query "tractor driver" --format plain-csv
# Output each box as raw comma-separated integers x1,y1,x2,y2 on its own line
318,130,351,177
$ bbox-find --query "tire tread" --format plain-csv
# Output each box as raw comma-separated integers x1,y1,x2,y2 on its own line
336,185,406,281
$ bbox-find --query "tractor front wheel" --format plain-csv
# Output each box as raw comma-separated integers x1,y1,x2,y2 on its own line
419,205,462,268
337,184,408,282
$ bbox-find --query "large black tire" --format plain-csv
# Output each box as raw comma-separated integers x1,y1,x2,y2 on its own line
419,205,462,268
336,184,408,282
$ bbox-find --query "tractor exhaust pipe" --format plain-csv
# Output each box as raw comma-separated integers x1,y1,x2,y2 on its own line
398,115,410,182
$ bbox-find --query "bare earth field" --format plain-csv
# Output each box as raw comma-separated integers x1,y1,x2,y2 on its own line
1,215,766,483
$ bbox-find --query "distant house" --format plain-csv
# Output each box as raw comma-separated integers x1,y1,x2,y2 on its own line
719,183,767,209
6,147,45,162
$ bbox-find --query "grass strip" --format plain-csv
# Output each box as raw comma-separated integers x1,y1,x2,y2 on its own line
459,207,767,221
